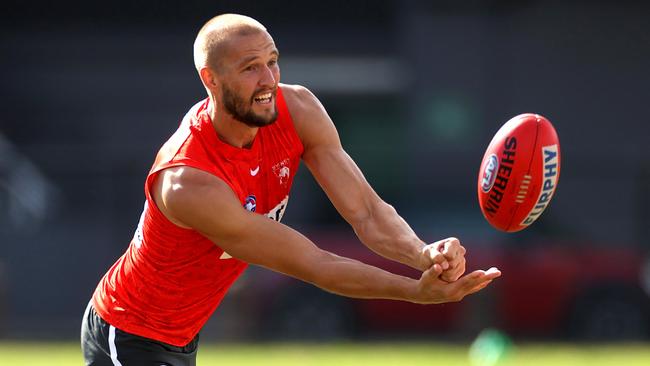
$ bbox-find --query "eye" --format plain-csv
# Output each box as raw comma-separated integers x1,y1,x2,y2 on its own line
268,59,278,67
243,64,258,72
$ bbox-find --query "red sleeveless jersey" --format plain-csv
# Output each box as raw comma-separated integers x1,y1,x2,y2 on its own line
92,87,303,346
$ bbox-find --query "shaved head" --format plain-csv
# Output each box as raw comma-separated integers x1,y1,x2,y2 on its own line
193,14,268,73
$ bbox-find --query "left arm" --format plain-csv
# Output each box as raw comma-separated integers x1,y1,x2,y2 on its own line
284,84,464,278
308,142,427,270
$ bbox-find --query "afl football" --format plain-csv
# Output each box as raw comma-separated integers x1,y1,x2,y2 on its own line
477,113,561,232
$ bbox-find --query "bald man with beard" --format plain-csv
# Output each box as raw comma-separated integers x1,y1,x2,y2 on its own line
81,14,500,366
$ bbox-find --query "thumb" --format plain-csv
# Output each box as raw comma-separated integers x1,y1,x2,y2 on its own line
421,263,443,283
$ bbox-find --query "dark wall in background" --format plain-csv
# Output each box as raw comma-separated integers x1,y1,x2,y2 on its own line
1,1,649,340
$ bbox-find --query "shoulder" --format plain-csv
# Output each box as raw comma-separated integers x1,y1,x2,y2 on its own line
280,83,318,110
279,83,339,150
280,83,327,121
154,166,241,228
162,166,235,203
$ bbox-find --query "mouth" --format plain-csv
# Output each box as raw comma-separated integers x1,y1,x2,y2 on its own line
253,91,274,105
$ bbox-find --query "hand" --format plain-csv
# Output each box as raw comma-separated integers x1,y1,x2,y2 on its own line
411,265,501,304
420,237,466,282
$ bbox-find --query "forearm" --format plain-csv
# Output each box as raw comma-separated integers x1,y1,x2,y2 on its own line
301,250,418,301
204,207,420,302
351,201,427,271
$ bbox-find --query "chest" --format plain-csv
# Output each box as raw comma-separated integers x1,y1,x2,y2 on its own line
229,130,302,220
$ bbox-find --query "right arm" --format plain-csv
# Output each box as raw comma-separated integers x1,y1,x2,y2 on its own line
283,84,468,281
153,166,500,304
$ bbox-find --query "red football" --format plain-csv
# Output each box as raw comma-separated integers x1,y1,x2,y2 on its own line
477,113,561,232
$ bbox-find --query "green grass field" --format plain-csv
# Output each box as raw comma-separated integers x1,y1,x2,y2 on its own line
1,341,649,366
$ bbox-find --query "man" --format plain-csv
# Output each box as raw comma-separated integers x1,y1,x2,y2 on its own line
81,14,501,366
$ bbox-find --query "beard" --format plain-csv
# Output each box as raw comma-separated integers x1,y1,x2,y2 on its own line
221,84,278,128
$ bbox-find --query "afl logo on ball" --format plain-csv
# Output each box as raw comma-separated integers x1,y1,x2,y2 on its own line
481,154,499,193
244,195,257,212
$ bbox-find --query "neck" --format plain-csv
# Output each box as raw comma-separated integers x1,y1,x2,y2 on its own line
208,99,259,149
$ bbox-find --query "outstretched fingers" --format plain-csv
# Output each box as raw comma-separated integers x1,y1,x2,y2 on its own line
448,267,501,301
466,279,493,295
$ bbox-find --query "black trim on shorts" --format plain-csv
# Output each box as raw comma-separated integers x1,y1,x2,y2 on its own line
81,302,199,366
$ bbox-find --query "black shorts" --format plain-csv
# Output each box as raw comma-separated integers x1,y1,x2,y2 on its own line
81,302,199,366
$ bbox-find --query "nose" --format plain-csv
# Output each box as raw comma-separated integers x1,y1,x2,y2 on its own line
259,65,276,88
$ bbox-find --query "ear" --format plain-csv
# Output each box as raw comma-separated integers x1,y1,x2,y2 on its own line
199,67,219,91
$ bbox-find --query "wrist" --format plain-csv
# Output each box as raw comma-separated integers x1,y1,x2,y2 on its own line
410,240,427,271
397,276,420,303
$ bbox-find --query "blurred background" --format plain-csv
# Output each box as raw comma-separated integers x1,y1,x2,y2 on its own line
1,0,649,347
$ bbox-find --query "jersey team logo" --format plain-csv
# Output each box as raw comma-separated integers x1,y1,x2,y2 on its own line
272,158,291,186
244,195,256,212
